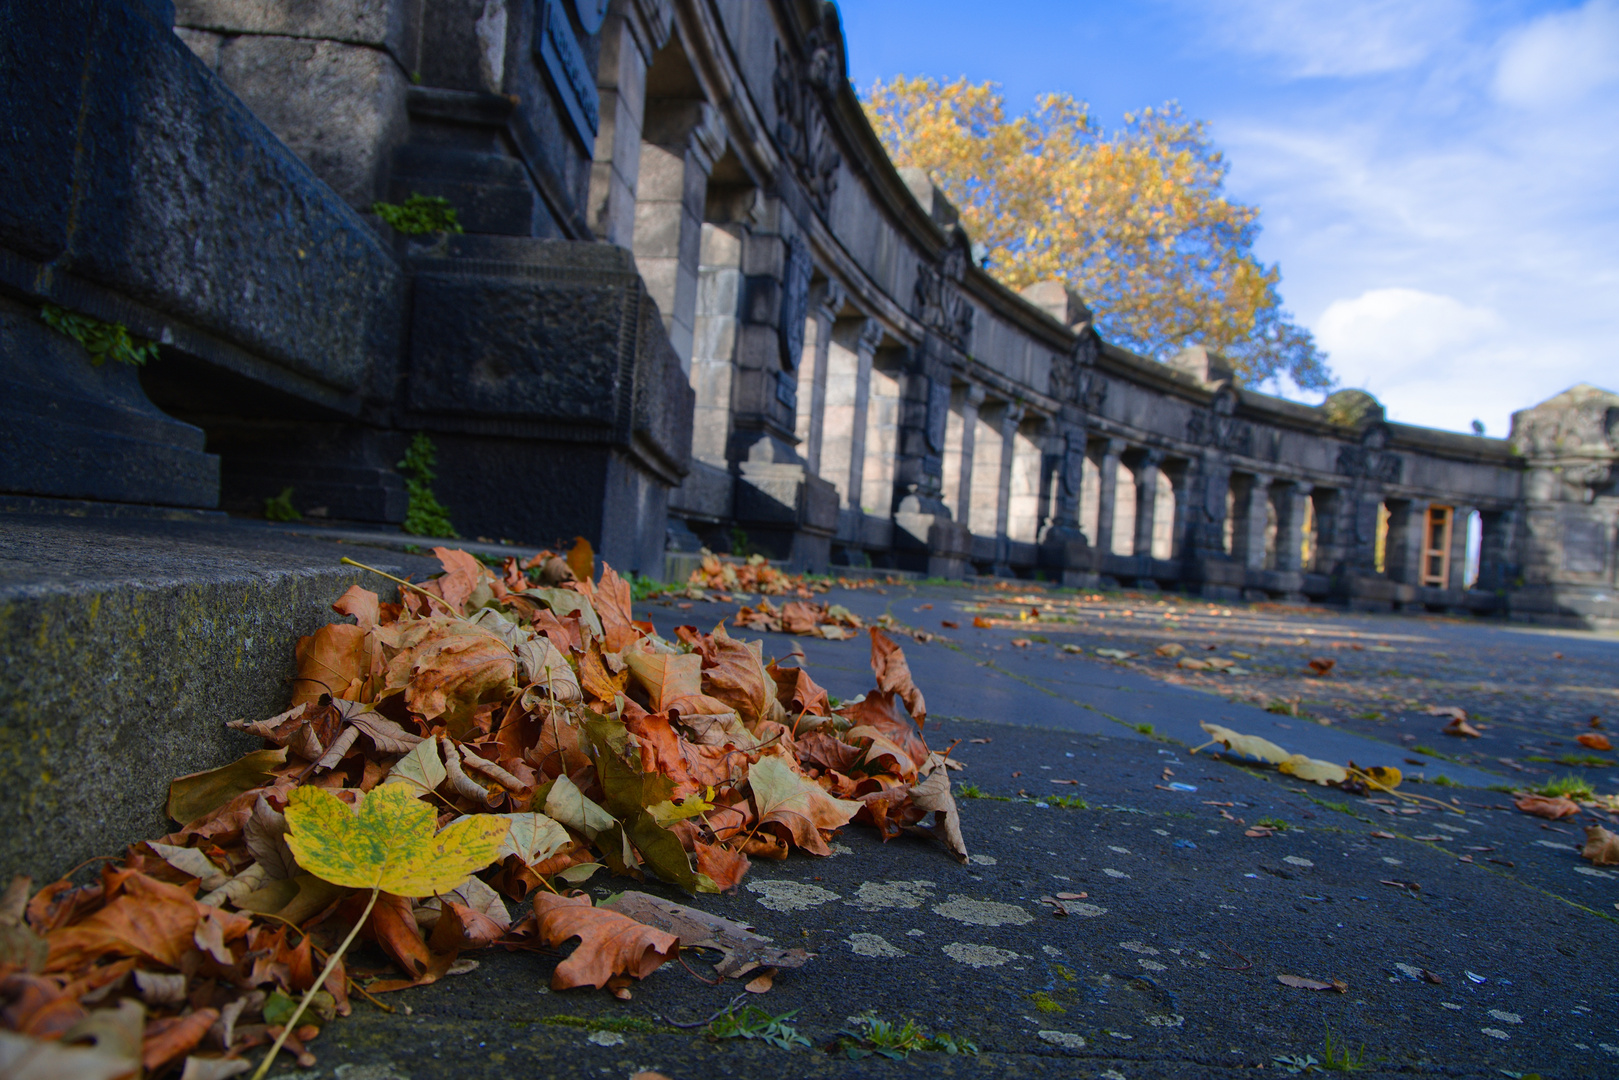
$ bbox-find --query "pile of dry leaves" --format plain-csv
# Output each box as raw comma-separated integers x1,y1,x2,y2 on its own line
685,553,823,597
0,548,962,1078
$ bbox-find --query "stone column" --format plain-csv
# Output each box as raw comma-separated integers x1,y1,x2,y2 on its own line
1093,438,1125,560
1132,450,1164,560
1275,483,1316,573
588,0,672,245
1242,474,1274,571
1448,505,1477,591
945,383,985,521
794,280,843,476
1385,499,1428,585
992,404,1026,567
632,100,726,371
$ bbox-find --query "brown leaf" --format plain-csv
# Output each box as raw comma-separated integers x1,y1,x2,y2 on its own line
748,757,862,856
331,584,381,629
525,893,679,990
1576,732,1612,751
766,661,832,720
690,626,782,730
1369,830,1398,839
45,874,210,972
744,970,774,993
385,619,517,729
166,749,289,827
566,536,595,585
1514,793,1580,819
941,620,959,628
291,622,372,707
600,891,808,977
1307,657,1335,677
1425,705,1468,721
870,628,926,726
904,752,968,862
1276,974,1347,992
1443,716,1483,738
837,691,929,771
1581,824,1619,866
141,1009,218,1073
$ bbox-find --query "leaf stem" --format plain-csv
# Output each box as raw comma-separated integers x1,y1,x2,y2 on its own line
250,885,381,1080
339,556,468,621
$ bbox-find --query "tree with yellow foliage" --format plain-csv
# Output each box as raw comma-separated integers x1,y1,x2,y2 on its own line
864,76,1333,392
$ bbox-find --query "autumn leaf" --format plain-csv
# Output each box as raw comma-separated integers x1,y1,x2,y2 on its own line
283,784,510,897
869,628,926,726
1581,824,1619,866
383,736,448,800
1515,793,1579,820
1276,974,1347,992
1277,754,1348,785
1306,657,1335,677
166,750,289,828
566,536,595,585
1191,722,1289,765
1443,716,1482,738
524,893,678,990
600,891,809,978
1154,642,1184,657
1576,732,1611,751
906,752,968,862
747,757,861,856
291,622,372,707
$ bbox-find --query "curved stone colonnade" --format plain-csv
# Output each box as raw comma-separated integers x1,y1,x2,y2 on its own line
632,1,1615,626
0,0,1613,628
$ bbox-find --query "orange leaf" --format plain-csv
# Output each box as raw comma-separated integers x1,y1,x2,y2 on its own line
1443,716,1482,738
1581,824,1619,866
366,892,436,980
331,584,381,629
292,622,371,707
141,1008,218,1072
1514,793,1579,819
836,691,929,772
566,536,595,585
526,893,679,990
1576,732,1611,751
428,900,507,952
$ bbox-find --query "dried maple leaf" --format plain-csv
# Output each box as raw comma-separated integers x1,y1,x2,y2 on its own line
1581,824,1619,865
624,649,702,712
836,691,929,771
1443,716,1482,738
565,537,595,585
523,893,678,990
746,758,861,856
1514,793,1579,819
601,891,809,977
291,622,374,707
905,752,968,862
1191,722,1289,765
1576,732,1612,751
1306,657,1335,677
870,629,926,726
166,750,289,828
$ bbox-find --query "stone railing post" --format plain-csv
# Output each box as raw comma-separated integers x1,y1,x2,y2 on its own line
1093,438,1125,558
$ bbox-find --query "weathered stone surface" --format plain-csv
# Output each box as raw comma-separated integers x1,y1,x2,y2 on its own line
0,515,436,882
0,0,401,397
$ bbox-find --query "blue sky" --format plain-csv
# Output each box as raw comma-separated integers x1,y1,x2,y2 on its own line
837,0,1619,436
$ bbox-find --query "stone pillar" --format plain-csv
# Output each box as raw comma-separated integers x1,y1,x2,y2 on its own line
632,100,726,371
1242,474,1274,571
819,315,875,513
794,280,843,475
992,404,1026,569
1093,438,1125,561
1385,499,1428,585
845,319,882,511
1275,483,1316,573
1448,505,1477,591
588,0,671,245
1132,450,1163,560
944,383,985,521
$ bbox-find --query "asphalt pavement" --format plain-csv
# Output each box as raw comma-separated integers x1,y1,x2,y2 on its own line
262,580,1619,1080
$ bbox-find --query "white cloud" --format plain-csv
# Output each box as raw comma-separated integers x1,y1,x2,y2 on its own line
1190,0,1468,77
1494,0,1619,108
1310,288,1598,435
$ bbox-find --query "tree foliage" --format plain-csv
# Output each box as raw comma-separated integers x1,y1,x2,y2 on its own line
863,76,1333,391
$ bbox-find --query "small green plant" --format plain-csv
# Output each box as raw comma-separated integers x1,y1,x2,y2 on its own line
1273,1054,1321,1075
705,1004,810,1050
1314,1021,1366,1072
958,784,1011,802
1537,774,1595,800
372,193,463,235
263,486,301,522
1353,710,1384,721
1133,722,1156,735
628,572,662,602
397,433,458,538
831,1012,976,1060
1048,795,1089,809
41,304,159,366
1255,816,1293,831
1428,774,1458,788
1559,753,1610,768
1028,991,1064,1014
729,526,752,557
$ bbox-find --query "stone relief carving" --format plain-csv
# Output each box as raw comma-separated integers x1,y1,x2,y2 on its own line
773,38,841,213
914,232,975,350
1335,423,1404,484
1046,298,1106,412
1509,384,1619,500
778,233,812,371
1186,385,1253,456
857,316,884,354
1061,431,1086,498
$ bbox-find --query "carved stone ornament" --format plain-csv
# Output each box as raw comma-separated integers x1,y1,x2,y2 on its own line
1335,422,1403,484
773,38,841,212
1186,384,1253,456
778,233,813,371
1048,321,1105,410
914,231,975,350
1061,431,1086,498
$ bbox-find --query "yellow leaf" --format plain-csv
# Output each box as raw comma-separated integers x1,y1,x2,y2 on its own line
1277,754,1348,785
1191,721,1289,765
283,784,510,898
